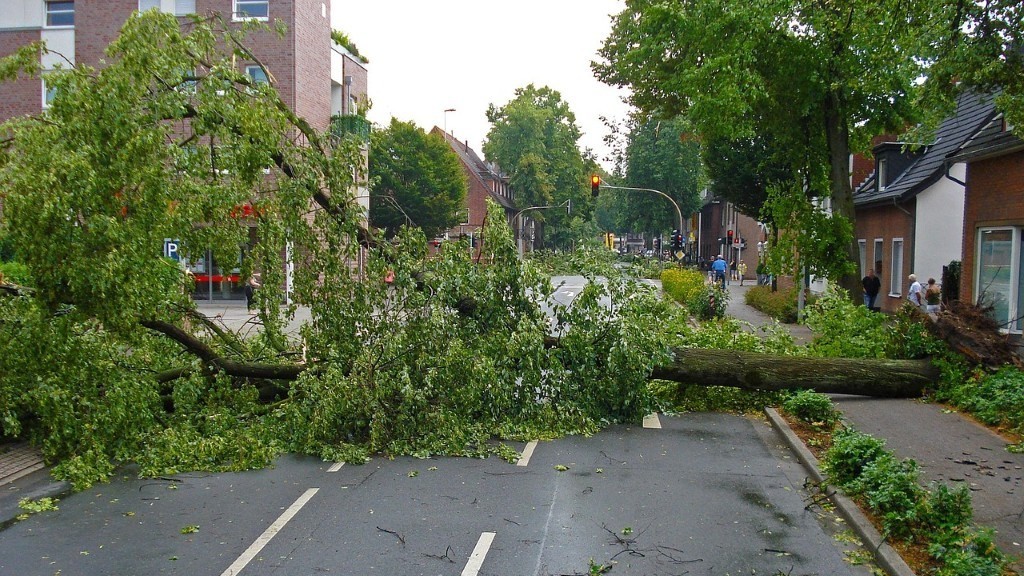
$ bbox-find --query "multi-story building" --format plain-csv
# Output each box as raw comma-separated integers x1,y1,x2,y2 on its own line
0,0,369,300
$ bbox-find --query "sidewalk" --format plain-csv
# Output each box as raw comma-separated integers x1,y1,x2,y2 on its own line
724,282,1024,571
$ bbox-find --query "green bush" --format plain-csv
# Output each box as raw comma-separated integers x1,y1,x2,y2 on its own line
661,268,727,320
822,428,888,486
919,483,974,547
849,453,925,539
782,390,840,427
0,261,30,285
803,289,889,358
931,528,1004,576
744,285,799,323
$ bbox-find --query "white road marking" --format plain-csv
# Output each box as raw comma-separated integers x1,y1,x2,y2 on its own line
461,531,496,576
643,413,662,429
327,462,344,472
517,440,538,467
219,487,320,576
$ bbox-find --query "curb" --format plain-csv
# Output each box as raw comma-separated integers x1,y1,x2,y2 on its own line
764,407,917,576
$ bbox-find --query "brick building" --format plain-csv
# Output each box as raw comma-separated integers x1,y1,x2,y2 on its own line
852,93,996,312
433,128,518,252
951,110,1024,334
0,0,369,300
695,195,762,281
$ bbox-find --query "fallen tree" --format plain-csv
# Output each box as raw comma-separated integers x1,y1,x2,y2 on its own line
650,348,937,398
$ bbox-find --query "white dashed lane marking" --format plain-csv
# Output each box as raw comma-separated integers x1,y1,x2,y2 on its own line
643,413,662,429
517,440,538,467
461,532,496,576
219,487,319,576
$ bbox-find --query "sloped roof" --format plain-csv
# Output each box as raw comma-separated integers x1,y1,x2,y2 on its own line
948,112,1024,162
435,128,517,211
853,92,997,207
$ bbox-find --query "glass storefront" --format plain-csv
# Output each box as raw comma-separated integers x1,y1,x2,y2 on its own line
188,250,245,301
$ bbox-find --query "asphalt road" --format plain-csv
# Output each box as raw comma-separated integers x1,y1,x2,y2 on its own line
0,413,871,576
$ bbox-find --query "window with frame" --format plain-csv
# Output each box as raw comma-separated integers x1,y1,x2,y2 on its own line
46,1,75,27
877,157,888,190
245,65,269,84
872,238,883,275
975,227,1024,332
42,78,58,108
174,0,195,14
858,239,867,278
139,0,160,11
890,238,904,295
234,0,269,19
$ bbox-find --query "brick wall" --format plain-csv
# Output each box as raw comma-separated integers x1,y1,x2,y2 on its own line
292,0,331,131
76,1,136,67
0,29,42,121
960,149,1024,303
854,201,915,312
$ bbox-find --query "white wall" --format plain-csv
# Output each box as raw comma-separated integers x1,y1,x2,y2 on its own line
914,163,966,286
0,0,42,29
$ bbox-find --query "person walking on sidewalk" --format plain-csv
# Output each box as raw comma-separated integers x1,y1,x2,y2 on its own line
907,274,924,310
862,268,881,310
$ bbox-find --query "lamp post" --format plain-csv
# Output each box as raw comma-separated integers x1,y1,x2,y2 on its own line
598,184,685,262
513,199,571,256
443,108,456,134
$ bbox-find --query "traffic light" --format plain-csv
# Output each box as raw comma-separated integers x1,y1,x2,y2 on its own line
671,229,680,250
727,230,734,245
591,175,601,197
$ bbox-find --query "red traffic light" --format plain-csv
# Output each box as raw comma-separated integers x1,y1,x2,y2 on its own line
591,175,601,197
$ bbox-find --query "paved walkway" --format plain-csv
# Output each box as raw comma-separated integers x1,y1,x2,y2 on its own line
723,282,1023,570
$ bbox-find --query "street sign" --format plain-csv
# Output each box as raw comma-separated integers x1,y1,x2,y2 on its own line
163,239,181,261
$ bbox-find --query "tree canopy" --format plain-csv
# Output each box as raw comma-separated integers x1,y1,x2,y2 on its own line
613,116,705,235
593,0,938,291
369,118,467,239
483,84,592,249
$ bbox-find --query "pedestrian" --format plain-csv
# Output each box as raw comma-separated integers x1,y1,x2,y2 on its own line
925,278,941,314
738,262,747,286
711,254,728,289
861,268,881,310
907,274,924,310
729,259,737,282
245,273,261,314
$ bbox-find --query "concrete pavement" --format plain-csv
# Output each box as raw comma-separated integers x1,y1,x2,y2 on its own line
722,282,1023,570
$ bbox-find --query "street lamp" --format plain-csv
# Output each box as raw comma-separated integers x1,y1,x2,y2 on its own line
443,108,456,134
597,184,685,262
514,199,571,256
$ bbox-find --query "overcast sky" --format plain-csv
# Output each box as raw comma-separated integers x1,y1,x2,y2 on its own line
334,0,631,168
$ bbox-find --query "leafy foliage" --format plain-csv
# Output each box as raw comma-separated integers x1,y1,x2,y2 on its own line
369,118,467,238
744,285,801,324
483,85,592,249
781,390,839,427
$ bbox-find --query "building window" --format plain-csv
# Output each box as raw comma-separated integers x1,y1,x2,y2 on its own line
139,0,160,11
872,238,883,275
890,238,904,295
45,1,75,27
42,78,58,108
174,0,195,14
877,157,888,191
234,0,269,19
858,239,867,278
245,65,269,84
975,227,1023,332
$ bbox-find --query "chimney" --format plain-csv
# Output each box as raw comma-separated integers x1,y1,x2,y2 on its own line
464,140,469,152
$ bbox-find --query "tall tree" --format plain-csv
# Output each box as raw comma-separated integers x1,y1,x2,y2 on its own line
702,133,792,223
922,0,1024,135
593,0,934,293
484,85,589,249
369,119,467,239
616,117,704,235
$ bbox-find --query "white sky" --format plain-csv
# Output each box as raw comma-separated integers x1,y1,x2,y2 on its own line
333,0,631,168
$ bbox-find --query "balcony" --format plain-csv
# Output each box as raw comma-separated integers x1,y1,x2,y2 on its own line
330,114,371,143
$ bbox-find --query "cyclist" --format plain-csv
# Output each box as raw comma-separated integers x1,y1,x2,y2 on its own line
711,254,728,289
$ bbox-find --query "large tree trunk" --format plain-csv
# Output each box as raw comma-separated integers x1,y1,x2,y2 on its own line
651,348,937,398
